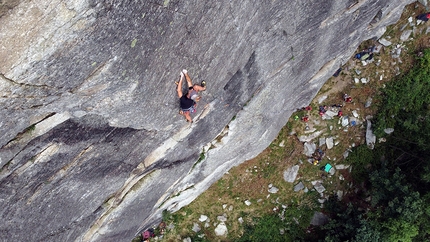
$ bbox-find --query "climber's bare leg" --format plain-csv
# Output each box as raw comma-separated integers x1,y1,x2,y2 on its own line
176,73,184,98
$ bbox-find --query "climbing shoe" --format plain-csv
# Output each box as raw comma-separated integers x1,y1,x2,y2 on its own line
201,80,206,87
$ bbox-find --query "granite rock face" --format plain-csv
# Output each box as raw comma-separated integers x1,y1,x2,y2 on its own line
0,0,414,241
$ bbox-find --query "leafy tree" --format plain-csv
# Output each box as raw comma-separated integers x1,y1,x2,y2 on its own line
374,49,430,152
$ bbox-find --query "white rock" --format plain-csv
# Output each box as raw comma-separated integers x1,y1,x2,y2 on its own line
335,164,350,170
318,95,327,104
384,128,394,134
337,190,344,200
303,142,316,156
268,186,279,194
199,215,208,222
214,222,228,236
366,120,376,149
279,140,285,147
319,137,326,146
283,165,300,183
238,217,244,224
400,29,412,42
326,137,334,149
244,200,251,206
298,130,323,142
217,214,227,222
341,116,349,126
313,182,326,194
192,223,201,233
352,110,359,118
378,38,392,46
325,110,338,118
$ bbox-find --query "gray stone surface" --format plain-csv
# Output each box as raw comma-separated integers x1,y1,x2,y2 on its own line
326,137,334,149
217,214,227,222
294,182,305,192
400,29,413,41
366,120,377,149
303,142,316,157
283,165,300,183
268,186,279,194
199,215,208,222
192,223,201,233
0,0,414,241
384,128,394,134
214,222,228,236
312,181,326,194
379,38,392,46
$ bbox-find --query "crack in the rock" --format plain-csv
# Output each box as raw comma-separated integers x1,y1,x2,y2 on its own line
0,73,58,89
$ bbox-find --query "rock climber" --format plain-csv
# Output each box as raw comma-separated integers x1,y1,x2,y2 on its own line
416,12,430,22
176,69,206,122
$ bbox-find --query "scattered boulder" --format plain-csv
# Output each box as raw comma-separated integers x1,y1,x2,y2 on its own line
183,237,192,242
268,186,279,194
199,215,208,222
400,29,412,41
335,164,350,170
341,116,349,126
214,222,228,236
365,97,372,108
318,95,328,104
319,137,326,146
303,142,316,156
279,140,285,147
384,128,394,134
343,150,350,159
352,110,359,118
244,200,251,206
326,137,334,149
238,217,244,224
283,165,300,183
337,190,344,200
294,182,305,192
378,38,392,46
192,223,201,233
312,181,326,194
298,131,323,142
366,120,376,149
373,44,382,53
217,214,227,222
